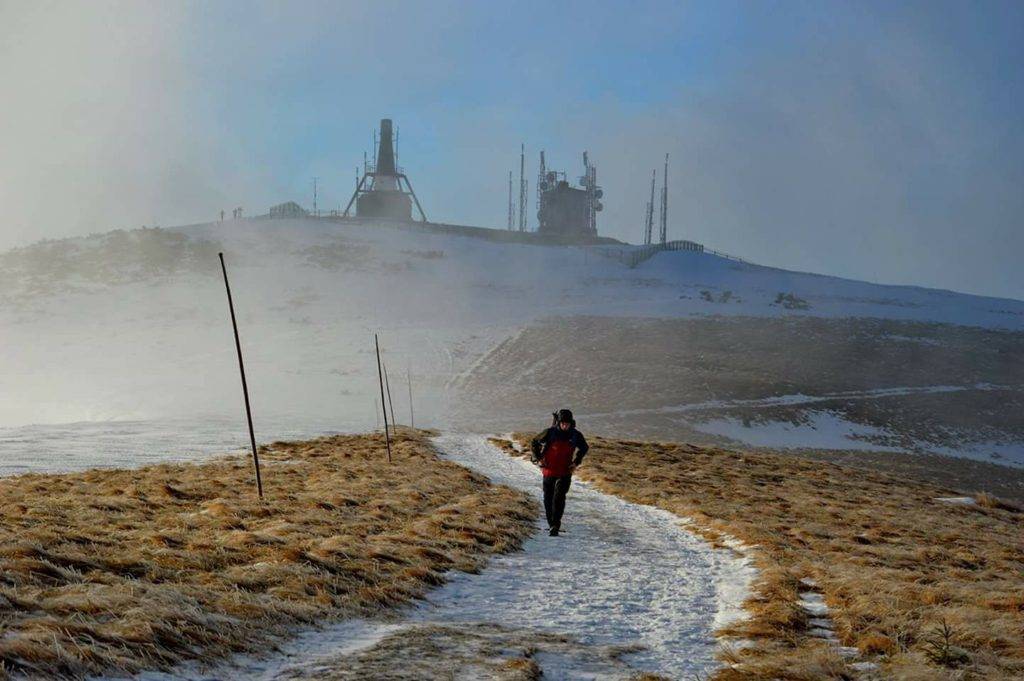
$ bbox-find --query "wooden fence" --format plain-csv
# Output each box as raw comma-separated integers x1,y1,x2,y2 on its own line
599,239,706,268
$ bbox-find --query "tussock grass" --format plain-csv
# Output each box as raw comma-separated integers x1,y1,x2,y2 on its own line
0,429,535,679
502,434,1023,679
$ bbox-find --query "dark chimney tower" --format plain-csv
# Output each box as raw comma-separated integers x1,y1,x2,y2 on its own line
375,119,397,176
343,117,426,222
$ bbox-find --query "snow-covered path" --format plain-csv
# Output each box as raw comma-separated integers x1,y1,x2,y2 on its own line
412,433,755,678
121,433,755,681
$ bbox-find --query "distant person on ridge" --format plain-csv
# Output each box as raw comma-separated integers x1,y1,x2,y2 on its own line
531,409,588,536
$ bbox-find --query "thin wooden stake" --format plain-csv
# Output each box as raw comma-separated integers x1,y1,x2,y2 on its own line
374,334,392,463
383,361,397,428
219,252,264,498
407,366,414,429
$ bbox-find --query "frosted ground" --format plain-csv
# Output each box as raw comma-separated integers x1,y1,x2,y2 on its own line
3,217,1021,677
115,434,756,681
2,216,1022,475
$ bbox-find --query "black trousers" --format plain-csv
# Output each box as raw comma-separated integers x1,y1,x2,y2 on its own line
542,475,573,529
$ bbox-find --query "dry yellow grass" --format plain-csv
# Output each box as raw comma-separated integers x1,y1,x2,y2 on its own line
502,434,1023,680
0,429,535,679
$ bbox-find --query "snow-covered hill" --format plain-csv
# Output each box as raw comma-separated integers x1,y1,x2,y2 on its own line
1,217,1022,475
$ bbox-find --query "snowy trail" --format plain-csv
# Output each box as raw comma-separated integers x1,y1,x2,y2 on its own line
125,433,754,681
409,433,754,679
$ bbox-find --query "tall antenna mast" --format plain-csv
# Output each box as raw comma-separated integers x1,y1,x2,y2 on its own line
659,153,669,245
537,150,547,205
579,151,601,236
583,152,592,235
644,169,656,245
507,170,515,230
518,143,527,231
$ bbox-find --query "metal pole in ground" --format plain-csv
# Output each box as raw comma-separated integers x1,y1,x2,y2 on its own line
383,361,397,428
375,334,392,462
218,252,264,498
407,366,414,429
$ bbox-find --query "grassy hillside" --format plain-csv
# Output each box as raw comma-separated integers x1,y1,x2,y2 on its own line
0,429,534,679
3,218,1023,466
460,316,1024,500
461,315,1024,415
497,434,1023,680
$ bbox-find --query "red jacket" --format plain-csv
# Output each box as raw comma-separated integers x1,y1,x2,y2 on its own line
531,426,589,477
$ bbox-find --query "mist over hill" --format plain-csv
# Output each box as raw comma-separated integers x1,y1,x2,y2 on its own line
1,217,1022,498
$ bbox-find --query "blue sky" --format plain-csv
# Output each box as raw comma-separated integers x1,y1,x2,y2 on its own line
2,1,1021,299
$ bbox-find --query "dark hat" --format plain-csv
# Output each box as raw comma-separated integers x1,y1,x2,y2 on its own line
556,408,574,423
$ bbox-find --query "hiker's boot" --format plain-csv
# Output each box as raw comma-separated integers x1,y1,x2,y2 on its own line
549,526,559,537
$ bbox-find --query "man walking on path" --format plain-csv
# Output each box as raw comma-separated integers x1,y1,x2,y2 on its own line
531,409,589,536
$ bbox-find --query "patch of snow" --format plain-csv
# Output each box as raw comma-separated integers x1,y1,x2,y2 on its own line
809,627,838,640
694,410,901,452
798,592,831,618
924,440,1024,468
934,496,977,505
109,620,401,681
851,661,880,672
0,416,352,477
796,585,871,670
881,334,944,346
583,383,1002,420
585,391,1024,468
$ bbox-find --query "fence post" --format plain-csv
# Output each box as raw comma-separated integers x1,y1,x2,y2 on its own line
375,334,392,463
218,253,264,499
